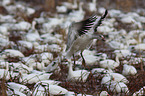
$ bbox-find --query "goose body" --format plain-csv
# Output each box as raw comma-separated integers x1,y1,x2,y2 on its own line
135,43,145,50
114,49,132,58
62,0,77,10
108,82,129,93
67,2,85,22
99,59,119,70
7,82,31,95
122,64,137,75
67,59,90,82
33,83,68,96
88,0,97,12
66,33,94,58
101,73,129,85
100,91,110,96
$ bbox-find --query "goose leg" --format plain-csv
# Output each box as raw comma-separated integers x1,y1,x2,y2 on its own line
80,51,86,67
73,54,76,69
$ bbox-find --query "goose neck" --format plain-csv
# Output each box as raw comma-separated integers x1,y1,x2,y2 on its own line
115,55,120,64
74,0,77,6
68,59,73,75
92,0,96,4
79,2,83,11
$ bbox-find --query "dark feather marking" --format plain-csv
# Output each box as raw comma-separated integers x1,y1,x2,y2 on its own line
78,15,98,36
94,10,108,32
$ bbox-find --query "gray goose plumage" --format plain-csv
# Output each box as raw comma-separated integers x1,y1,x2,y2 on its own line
66,10,108,66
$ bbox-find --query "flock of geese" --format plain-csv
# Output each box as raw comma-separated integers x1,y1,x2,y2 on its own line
0,0,145,95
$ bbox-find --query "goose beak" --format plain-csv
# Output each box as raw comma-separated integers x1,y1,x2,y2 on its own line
100,35,105,41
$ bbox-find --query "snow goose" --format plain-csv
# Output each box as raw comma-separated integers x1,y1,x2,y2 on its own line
91,68,109,74
2,49,24,58
101,73,129,85
19,72,52,84
108,41,128,50
114,49,132,58
57,0,78,13
62,0,78,10
110,73,129,83
7,89,27,96
25,21,40,42
100,91,110,96
13,21,31,31
82,49,101,65
66,10,108,66
67,2,85,22
127,30,145,43
7,82,31,95
88,0,97,12
99,59,119,71
33,81,68,96
9,62,33,74
83,54,100,65
48,85,68,95
134,43,145,50
99,53,120,71
108,81,129,93
67,59,90,82
56,6,67,13
114,49,132,63
122,64,137,76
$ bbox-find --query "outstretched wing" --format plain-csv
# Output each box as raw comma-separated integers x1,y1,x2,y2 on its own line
78,15,98,36
94,10,108,32
66,15,98,51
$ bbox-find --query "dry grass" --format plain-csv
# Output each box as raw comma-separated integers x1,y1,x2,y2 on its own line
0,78,7,96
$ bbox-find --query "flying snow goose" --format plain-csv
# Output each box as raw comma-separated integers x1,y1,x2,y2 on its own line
66,10,108,67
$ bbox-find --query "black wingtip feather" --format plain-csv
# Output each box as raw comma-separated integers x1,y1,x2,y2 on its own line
78,15,98,36
102,10,108,19
94,9,108,32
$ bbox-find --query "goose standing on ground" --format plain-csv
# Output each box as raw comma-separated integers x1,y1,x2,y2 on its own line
56,0,78,13
62,0,78,10
99,91,110,96
66,10,108,67
67,58,90,82
88,0,97,12
122,64,137,76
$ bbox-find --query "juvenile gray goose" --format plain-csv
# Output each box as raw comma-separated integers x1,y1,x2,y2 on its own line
66,10,108,66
